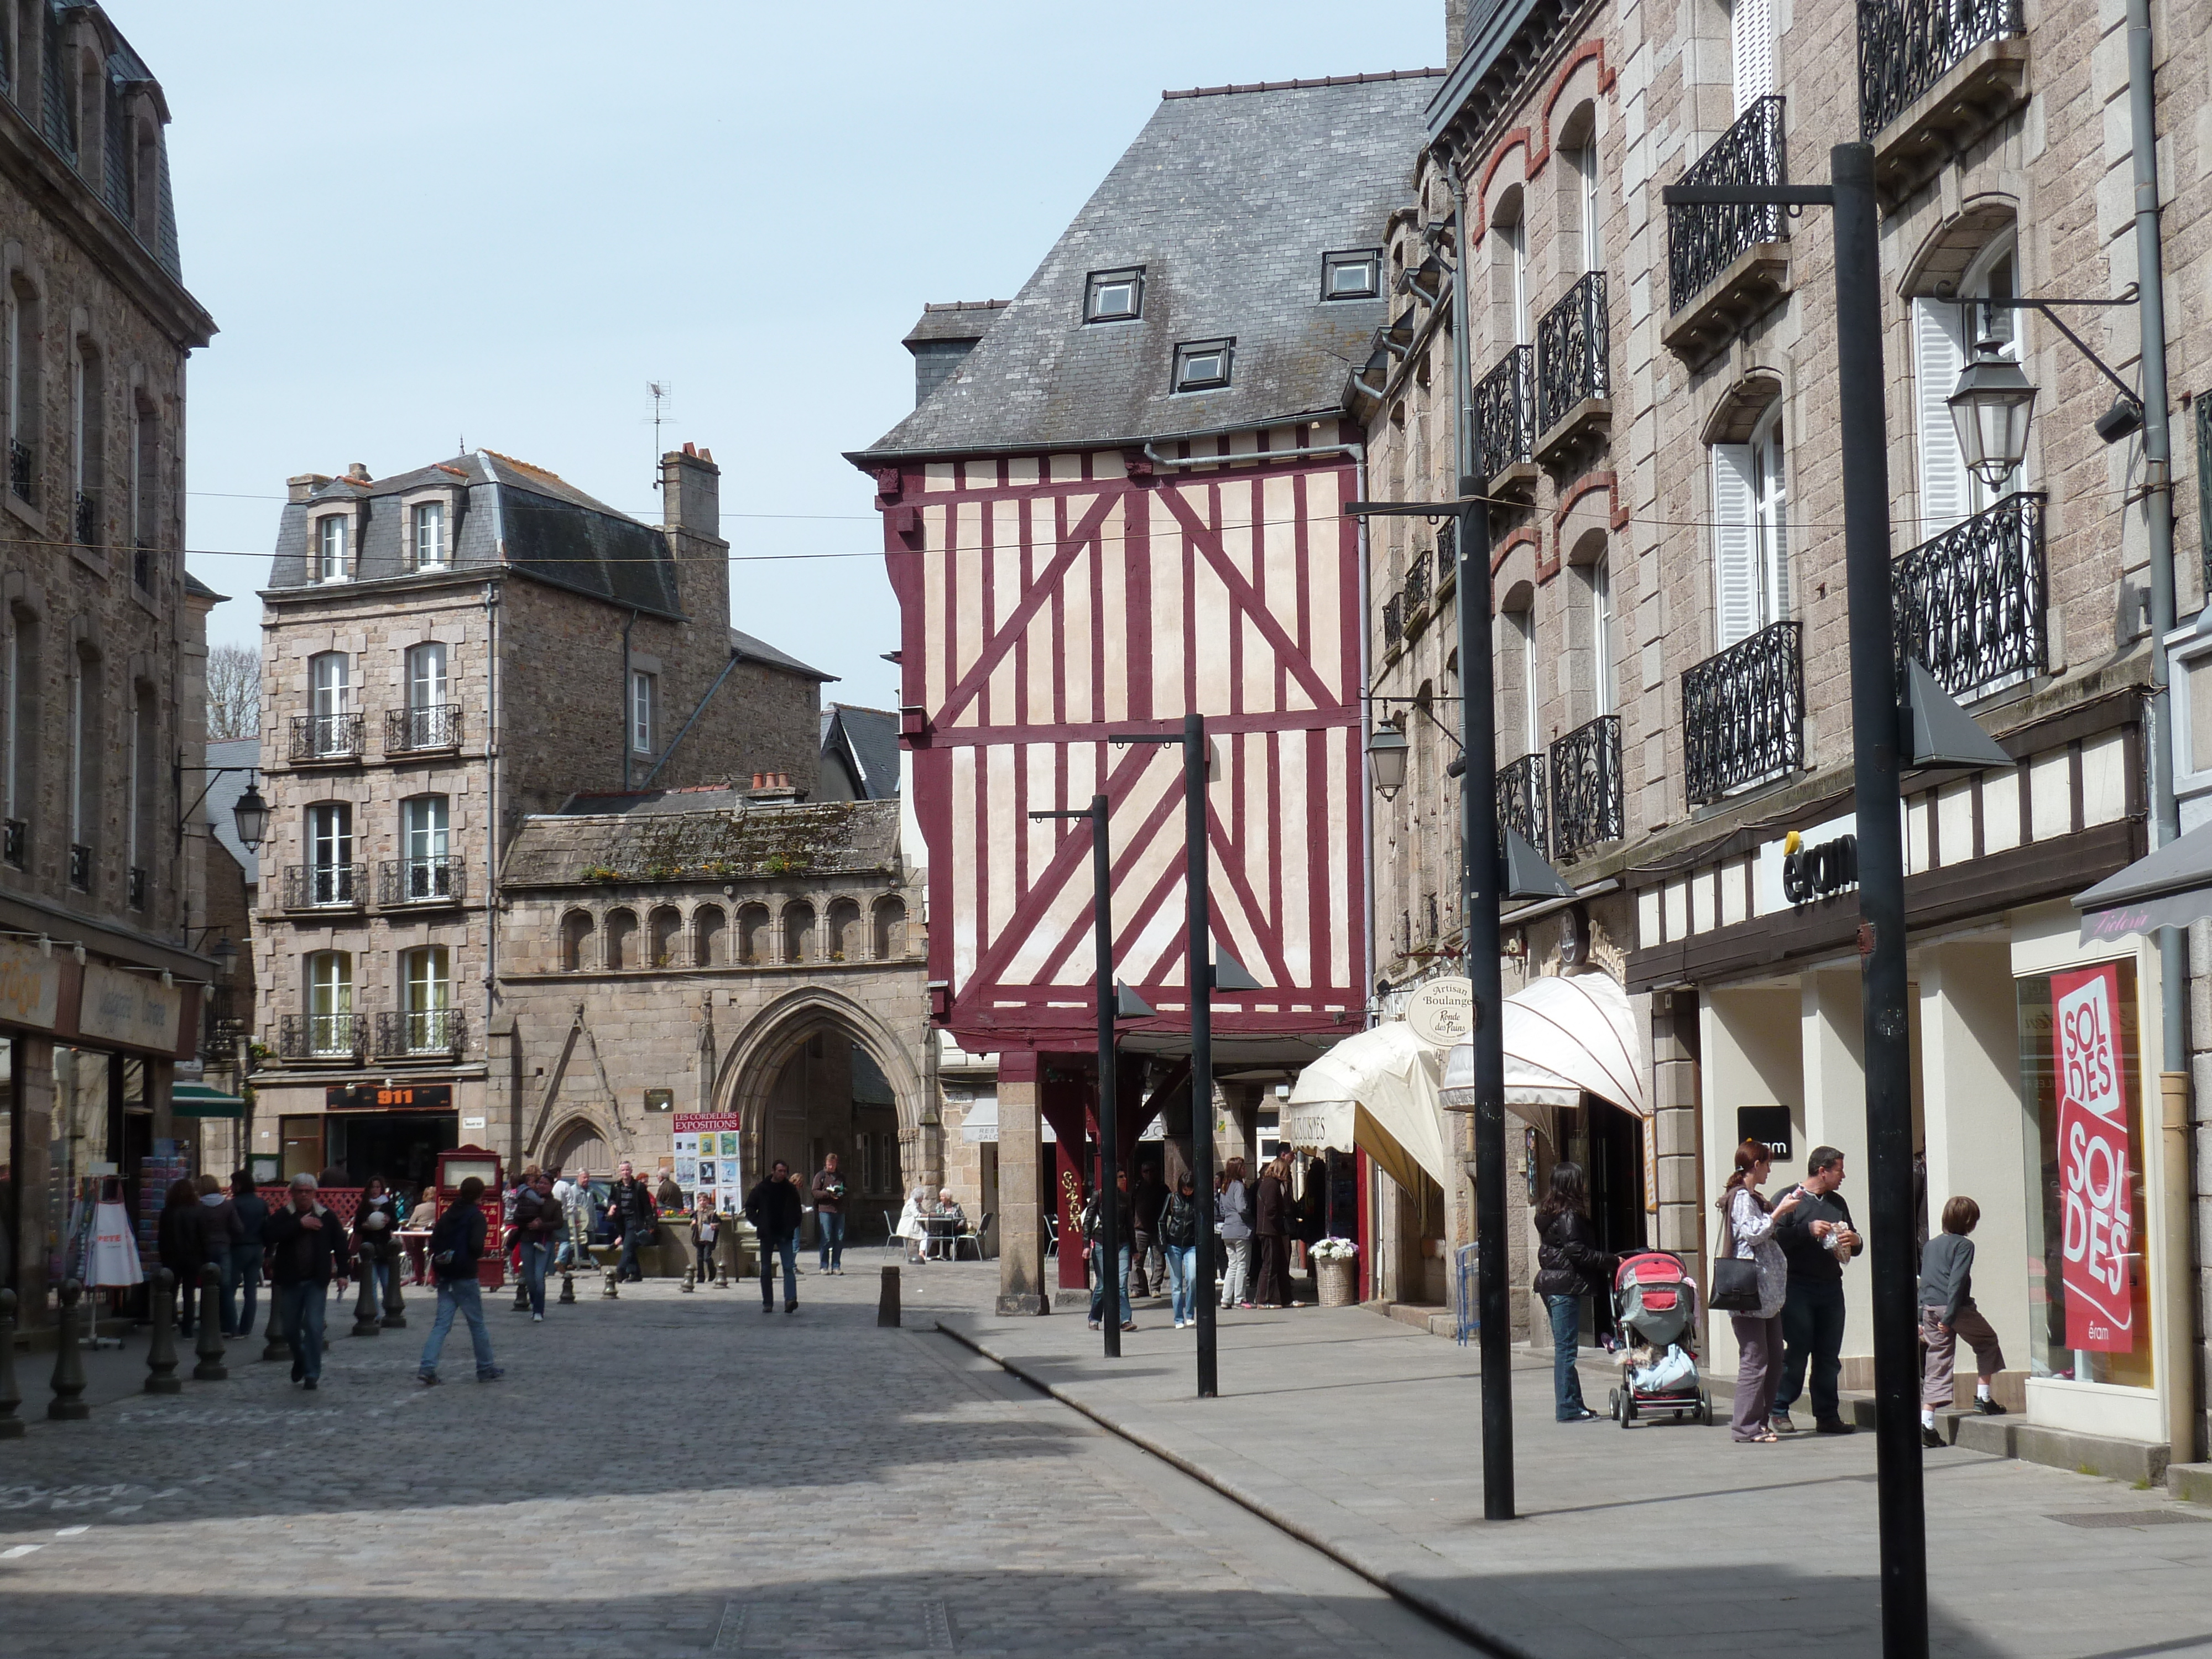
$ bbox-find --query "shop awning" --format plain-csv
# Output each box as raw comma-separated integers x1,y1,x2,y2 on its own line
169,1082,245,1120
1280,1021,1449,1196
2074,817,2212,943
1441,971,1648,1122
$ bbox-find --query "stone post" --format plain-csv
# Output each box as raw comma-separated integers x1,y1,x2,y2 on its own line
380,1243,406,1328
48,1279,89,1419
557,1268,575,1305
13,1037,53,1327
602,1265,619,1298
994,1053,1046,1315
144,1268,181,1394
351,1264,383,1337
192,1266,228,1380
680,1266,695,1292
0,1288,23,1436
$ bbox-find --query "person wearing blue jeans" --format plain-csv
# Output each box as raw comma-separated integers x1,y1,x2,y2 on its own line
513,1171,562,1319
1532,1162,1611,1422
1159,1173,1199,1328
419,1177,502,1383
811,1155,847,1274
225,1170,269,1340
1088,1243,1133,1328
263,1174,351,1390
745,1161,804,1313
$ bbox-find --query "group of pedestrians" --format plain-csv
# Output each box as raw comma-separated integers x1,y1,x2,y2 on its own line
1083,1151,1327,1333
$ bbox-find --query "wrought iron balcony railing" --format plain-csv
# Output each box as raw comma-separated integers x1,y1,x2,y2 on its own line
1473,345,1536,483
127,866,147,911
1893,492,2047,700
289,711,364,763
1684,620,1804,806
1537,272,1610,434
67,842,91,892
7,438,30,504
1548,715,1623,863
1437,517,1457,584
1402,549,1432,612
1668,97,1787,314
385,703,462,754
379,855,467,907
1382,593,1403,649
72,491,98,549
375,1008,465,1058
1858,0,2022,140
278,1012,366,1061
282,862,362,910
1496,752,1547,854
2,817,23,869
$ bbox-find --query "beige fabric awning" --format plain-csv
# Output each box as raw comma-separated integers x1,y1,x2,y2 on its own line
1441,971,1648,1121
1281,1021,1450,1195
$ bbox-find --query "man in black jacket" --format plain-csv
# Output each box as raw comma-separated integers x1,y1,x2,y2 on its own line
264,1175,352,1389
417,1177,501,1385
1770,1145,1863,1434
608,1160,656,1283
745,1161,804,1313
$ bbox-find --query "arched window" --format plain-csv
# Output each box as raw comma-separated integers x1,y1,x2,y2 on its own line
67,643,100,889
693,904,726,967
1490,187,1530,346
401,946,451,1053
872,896,908,960
1710,400,1788,648
648,905,682,968
1503,600,1539,757
398,795,451,901
307,951,353,1056
1590,554,1615,718
128,677,154,905
1914,231,2020,531
604,908,637,970
826,897,862,960
4,271,42,507
783,901,816,965
129,390,156,588
1,603,34,865
70,335,101,544
1556,103,1601,274
307,650,349,757
559,909,594,972
738,903,771,964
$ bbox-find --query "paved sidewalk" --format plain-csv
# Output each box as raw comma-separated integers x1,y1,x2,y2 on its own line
938,1302,2212,1659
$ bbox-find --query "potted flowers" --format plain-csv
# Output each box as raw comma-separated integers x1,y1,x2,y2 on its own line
1311,1237,1360,1307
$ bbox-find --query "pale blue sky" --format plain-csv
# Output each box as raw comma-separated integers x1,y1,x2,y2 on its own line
123,1,1438,706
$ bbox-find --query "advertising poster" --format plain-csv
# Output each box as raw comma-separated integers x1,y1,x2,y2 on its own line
672,1134,695,1160
721,1159,739,1186
719,1131,738,1157
675,1159,697,1186
2052,963,2135,1352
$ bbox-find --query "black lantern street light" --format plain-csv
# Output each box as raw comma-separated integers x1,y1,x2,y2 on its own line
174,756,269,857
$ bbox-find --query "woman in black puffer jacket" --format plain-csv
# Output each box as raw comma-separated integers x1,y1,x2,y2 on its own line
1533,1162,1614,1423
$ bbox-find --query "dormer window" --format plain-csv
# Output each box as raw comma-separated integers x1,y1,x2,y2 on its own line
1172,338,1233,393
1084,268,1144,324
315,515,348,582
411,500,446,570
1323,249,1381,300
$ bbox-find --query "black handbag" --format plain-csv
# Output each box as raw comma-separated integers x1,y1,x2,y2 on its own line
1710,1253,1762,1312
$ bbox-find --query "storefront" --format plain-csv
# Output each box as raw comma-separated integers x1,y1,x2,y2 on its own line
252,1071,481,1189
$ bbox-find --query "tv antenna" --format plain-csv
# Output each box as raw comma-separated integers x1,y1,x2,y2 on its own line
646,380,673,478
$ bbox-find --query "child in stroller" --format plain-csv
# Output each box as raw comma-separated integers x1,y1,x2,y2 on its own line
1606,1250,1713,1427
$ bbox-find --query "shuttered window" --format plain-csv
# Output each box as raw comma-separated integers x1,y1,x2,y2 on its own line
1731,0,1774,113
1914,298,1970,539
1712,406,1789,649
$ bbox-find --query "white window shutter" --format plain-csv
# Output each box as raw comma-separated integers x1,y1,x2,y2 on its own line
1712,444,1759,650
1731,0,1774,113
1760,420,1790,625
1913,297,1969,542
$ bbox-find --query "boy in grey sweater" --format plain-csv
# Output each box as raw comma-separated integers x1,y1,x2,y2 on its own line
1919,1194,2008,1447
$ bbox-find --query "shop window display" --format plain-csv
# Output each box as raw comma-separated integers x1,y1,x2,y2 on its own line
2016,961,2153,1389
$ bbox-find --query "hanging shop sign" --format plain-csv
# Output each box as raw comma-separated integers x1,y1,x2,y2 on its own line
0,935,61,1029
1736,1105,1794,1162
1404,977,1475,1047
76,962,182,1052
327,1082,453,1112
2052,963,2135,1352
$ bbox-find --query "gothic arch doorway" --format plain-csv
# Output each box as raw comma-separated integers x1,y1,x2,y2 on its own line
547,1117,614,1182
714,988,927,1244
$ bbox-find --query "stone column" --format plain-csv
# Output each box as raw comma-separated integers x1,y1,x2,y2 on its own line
1700,983,1803,1380
13,1037,53,1327
1650,988,1705,1350
1802,968,1872,1389
994,1052,1046,1316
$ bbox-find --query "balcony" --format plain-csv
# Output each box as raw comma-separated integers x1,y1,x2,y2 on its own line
1548,715,1623,863
1382,593,1403,651
385,703,462,755
7,438,29,505
127,866,147,911
375,1008,466,1058
277,1013,366,1062
1496,753,1547,854
1473,345,1537,501
2,818,23,869
281,862,363,911
379,855,467,908
73,491,97,549
1859,0,2027,207
1535,273,1610,465
67,842,91,892
1893,492,2046,701
1684,621,1803,806
1663,97,1791,370
289,711,364,764
1401,550,1432,638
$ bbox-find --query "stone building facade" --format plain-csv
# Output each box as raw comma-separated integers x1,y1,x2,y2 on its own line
1360,0,2211,1464
0,2,220,1322
247,445,830,1190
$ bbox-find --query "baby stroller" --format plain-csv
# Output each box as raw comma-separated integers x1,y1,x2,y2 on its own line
1605,1250,1711,1428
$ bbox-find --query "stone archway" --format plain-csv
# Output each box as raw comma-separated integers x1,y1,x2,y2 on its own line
546,1114,618,1182
713,985,930,1241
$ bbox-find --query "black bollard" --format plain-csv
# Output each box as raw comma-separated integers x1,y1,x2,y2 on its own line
48,1277,89,1419
351,1261,382,1337
557,1267,575,1305
144,1268,181,1394
262,1285,289,1363
380,1243,406,1329
878,1265,901,1328
0,1288,23,1437
512,1271,530,1312
192,1265,228,1380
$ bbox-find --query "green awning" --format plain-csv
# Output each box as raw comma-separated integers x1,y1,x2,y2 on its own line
170,1083,245,1120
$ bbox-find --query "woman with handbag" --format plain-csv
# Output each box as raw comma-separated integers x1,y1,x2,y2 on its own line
1714,1139,1804,1443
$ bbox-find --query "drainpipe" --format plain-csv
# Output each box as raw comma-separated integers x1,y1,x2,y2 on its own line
620,609,638,792
2125,0,2197,1467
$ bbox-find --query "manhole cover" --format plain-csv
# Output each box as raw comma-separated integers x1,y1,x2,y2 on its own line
2046,1510,2208,1528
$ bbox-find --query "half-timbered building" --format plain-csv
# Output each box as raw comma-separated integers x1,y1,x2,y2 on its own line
854,72,1441,1313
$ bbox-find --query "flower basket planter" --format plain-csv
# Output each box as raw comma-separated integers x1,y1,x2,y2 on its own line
1317,1256,1358,1308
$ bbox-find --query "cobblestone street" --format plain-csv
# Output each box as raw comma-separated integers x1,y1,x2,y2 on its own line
0,1264,1478,1659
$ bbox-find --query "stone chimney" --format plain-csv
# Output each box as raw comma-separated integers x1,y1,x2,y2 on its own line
745,771,800,804
286,473,332,504
346,462,371,483
1446,0,1473,66
660,442,721,540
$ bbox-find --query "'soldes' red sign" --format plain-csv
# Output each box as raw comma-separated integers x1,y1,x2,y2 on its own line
2052,964,2135,1353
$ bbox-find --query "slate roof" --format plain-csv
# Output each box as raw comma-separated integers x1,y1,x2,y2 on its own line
731,627,832,682
263,451,674,613
822,705,901,800
855,74,1439,461
903,301,1009,347
501,798,901,889
202,737,259,878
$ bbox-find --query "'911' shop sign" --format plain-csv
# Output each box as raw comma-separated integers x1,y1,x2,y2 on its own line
2053,964,2134,1352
